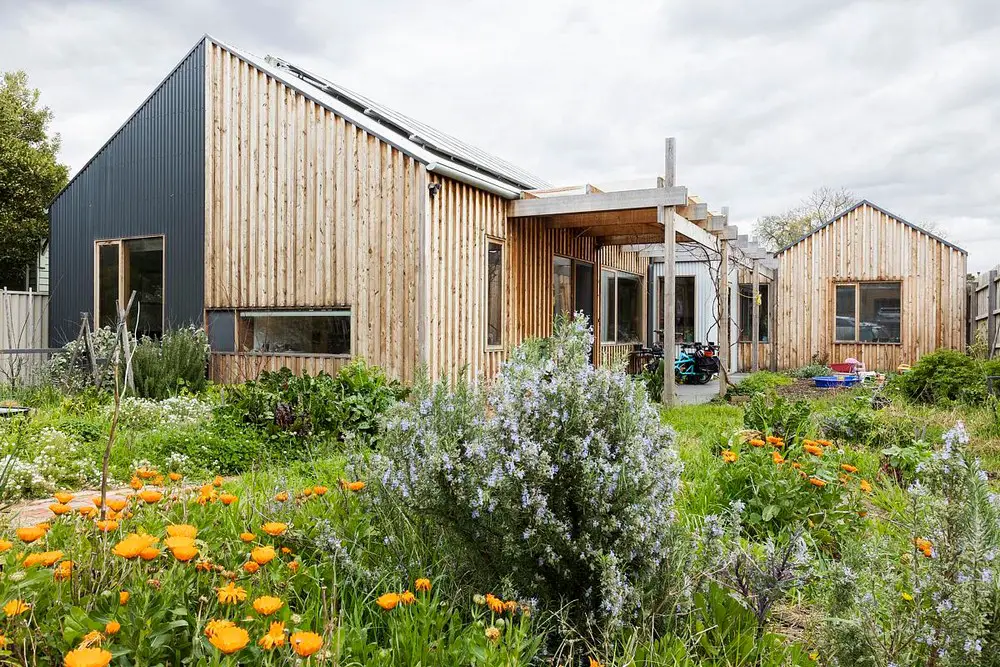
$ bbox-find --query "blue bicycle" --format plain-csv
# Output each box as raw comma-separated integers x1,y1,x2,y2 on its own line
674,342,719,385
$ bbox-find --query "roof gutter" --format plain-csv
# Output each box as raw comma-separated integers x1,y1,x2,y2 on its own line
425,161,522,200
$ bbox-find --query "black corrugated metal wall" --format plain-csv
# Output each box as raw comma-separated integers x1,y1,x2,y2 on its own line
48,40,206,346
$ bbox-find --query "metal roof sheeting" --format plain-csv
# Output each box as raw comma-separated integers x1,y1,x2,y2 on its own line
210,36,547,192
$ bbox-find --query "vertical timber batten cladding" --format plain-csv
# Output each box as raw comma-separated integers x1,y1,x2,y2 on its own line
204,40,424,382
775,201,967,371
48,41,206,346
736,264,771,372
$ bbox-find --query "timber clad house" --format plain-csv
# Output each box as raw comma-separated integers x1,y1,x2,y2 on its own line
47,36,969,388
48,35,724,386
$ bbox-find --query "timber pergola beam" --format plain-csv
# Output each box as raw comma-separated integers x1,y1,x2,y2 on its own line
510,186,688,217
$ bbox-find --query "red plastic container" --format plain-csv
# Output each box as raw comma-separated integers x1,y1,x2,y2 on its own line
830,362,856,373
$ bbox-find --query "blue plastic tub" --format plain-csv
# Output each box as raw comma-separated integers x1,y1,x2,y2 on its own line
814,375,860,388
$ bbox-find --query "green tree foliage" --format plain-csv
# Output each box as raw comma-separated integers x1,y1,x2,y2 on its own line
0,70,68,288
753,187,858,251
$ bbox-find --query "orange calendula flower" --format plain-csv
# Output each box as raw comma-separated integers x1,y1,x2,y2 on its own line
485,593,505,614
209,625,250,655
139,490,162,504
290,631,323,657
106,498,127,512
168,472,183,482
400,590,416,605
166,524,197,539
243,561,260,574
274,491,289,502
129,477,143,490
803,444,824,457
860,479,873,493
258,621,286,649
3,599,30,617
261,522,287,537
808,477,827,488
63,647,113,667
112,534,158,559
171,545,199,562
213,476,224,488
204,619,235,638
339,479,365,492
280,546,293,555
313,485,328,496
50,503,72,516
302,487,313,497
589,659,605,667
105,620,120,635
54,491,74,504
377,592,401,610
197,484,217,504
217,581,247,605
251,546,275,565
252,596,284,615
54,560,73,581
415,578,432,593
0,539,10,553
818,439,833,447
915,538,933,558
196,559,214,572
287,561,300,573
239,532,256,542
24,551,63,567
119,591,130,605
771,451,785,464
766,435,783,445
16,525,46,543
840,464,858,474
720,450,738,464
748,439,765,448
78,506,97,518
136,467,157,480
219,493,238,506
164,536,196,550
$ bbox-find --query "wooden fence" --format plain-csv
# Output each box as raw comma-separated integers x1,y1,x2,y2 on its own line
0,289,51,387
970,267,1000,358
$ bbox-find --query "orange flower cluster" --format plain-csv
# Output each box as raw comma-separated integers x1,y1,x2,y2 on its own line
766,435,784,446
720,450,739,464
748,438,765,447
915,538,934,558
339,479,365,492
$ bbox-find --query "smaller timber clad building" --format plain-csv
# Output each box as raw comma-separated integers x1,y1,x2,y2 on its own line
48,35,724,387
775,201,967,371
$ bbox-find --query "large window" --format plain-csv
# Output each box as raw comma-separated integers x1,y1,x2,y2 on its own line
553,257,595,324
739,284,769,342
486,240,503,348
657,276,696,343
95,237,164,338
834,282,901,343
238,310,351,355
601,269,642,344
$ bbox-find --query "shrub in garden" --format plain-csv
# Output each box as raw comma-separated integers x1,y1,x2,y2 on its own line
222,360,405,442
742,392,812,443
821,423,1000,666
370,317,682,631
44,326,125,391
893,349,988,404
0,425,100,497
132,326,210,399
714,430,867,538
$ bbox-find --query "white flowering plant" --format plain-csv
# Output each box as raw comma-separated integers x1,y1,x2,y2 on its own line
0,427,100,497
821,422,1000,667
369,317,682,631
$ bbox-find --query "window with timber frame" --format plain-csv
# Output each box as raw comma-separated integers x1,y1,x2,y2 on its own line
486,239,504,348
94,236,164,338
553,256,595,325
834,282,901,343
237,310,352,355
601,269,642,344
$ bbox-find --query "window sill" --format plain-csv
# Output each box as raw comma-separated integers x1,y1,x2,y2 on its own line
214,351,353,359
833,341,902,346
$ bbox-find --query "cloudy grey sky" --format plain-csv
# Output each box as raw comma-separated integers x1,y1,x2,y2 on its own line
2,0,997,270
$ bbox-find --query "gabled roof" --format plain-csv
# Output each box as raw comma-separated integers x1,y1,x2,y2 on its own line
211,36,548,193
776,199,967,255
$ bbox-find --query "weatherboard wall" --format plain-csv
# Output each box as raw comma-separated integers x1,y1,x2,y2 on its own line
47,41,206,346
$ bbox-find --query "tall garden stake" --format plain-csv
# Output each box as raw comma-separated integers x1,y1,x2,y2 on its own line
99,291,137,519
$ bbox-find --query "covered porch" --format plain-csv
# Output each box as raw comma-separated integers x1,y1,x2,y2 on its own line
507,138,730,404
